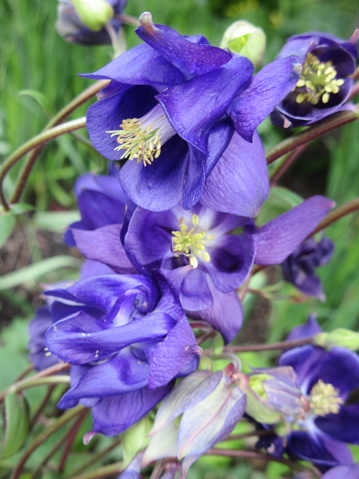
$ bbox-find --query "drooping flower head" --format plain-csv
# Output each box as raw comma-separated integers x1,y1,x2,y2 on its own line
56,0,127,46
271,30,359,127
84,12,301,211
282,236,334,300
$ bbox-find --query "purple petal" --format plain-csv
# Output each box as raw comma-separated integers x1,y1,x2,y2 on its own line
206,233,255,293
73,225,135,273
119,135,189,211
46,311,176,364
321,463,359,479
147,316,200,388
228,56,301,141
182,147,206,209
316,404,359,444
285,315,322,341
287,430,352,467
180,268,213,311
157,55,253,153
90,383,173,436
254,196,335,265
82,43,185,86
136,22,232,78
80,260,116,279
200,132,269,216
58,352,149,408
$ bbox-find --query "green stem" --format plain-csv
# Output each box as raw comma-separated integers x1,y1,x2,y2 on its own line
266,106,359,165
205,448,321,476
0,362,70,403
10,405,87,479
0,117,86,211
67,462,124,479
30,385,55,426
309,197,359,237
70,438,123,476
223,336,314,353
11,375,70,393
10,80,108,205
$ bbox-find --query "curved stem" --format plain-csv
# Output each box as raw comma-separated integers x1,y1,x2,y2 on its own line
58,409,89,473
30,385,55,426
0,118,86,211
115,13,141,27
10,80,109,205
309,197,359,237
70,437,123,476
266,106,359,165
12,375,70,392
205,448,321,476
67,462,124,479
0,362,70,403
223,336,314,353
10,405,87,479
270,143,309,185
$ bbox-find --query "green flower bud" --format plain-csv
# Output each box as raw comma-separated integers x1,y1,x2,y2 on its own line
70,0,114,31
245,374,282,424
315,329,359,351
220,20,266,69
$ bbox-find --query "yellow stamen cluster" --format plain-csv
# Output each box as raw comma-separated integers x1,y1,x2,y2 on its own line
309,379,344,416
107,118,161,167
172,214,215,268
294,53,344,105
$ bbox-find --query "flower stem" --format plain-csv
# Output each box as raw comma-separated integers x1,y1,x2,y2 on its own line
0,362,70,403
266,106,359,165
0,118,86,211
205,448,321,476
58,409,89,473
67,462,124,479
10,80,109,205
309,197,359,236
10,405,87,479
270,143,309,185
30,385,55,426
70,438,123,476
115,13,141,27
223,336,314,353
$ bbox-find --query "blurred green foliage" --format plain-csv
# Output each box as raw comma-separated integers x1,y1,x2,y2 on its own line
1,0,359,477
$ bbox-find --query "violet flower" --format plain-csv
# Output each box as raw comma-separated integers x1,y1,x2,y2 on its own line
56,0,127,46
282,236,334,300
271,30,359,128
84,12,301,211
44,272,201,436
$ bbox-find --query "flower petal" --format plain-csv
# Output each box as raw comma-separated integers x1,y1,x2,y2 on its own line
254,196,335,265
316,404,359,444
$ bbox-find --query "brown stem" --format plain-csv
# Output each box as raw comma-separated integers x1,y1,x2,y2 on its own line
30,385,55,426
270,143,309,185
223,336,314,353
348,81,359,101
0,362,70,403
70,438,122,476
15,365,34,382
10,405,87,479
115,13,141,27
67,462,124,479
58,410,89,473
309,197,359,237
205,448,321,476
10,80,109,205
266,107,359,165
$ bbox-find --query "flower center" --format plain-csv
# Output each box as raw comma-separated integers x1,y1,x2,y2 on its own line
309,379,344,416
294,53,344,105
107,104,176,167
171,214,215,268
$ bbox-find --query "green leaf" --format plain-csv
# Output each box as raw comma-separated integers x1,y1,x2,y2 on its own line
33,211,80,233
0,255,81,290
2,392,30,459
18,90,54,117
10,203,35,215
0,213,15,248
122,416,152,467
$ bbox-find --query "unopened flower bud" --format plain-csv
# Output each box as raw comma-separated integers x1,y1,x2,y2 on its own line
70,0,114,31
220,20,266,68
315,329,359,351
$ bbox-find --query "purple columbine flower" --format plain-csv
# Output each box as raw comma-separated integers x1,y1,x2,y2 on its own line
121,195,334,342
83,12,300,211
258,318,359,469
44,272,201,436
271,30,359,128
28,306,60,371
319,463,359,479
282,236,334,300
56,0,127,46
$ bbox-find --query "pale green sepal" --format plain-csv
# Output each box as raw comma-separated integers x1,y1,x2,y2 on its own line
2,392,30,459
70,0,114,31
142,422,179,467
315,329,359,351
121,416,152,467
220,20,266,69
245,387,281,424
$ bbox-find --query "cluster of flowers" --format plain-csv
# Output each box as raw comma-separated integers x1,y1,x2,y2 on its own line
29,9,359,478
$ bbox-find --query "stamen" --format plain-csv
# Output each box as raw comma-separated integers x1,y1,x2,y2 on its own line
171,214,215,268
293,53,344,105
106,104,176,167
309,379,344,416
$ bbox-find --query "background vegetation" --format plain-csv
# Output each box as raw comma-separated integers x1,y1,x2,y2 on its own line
1,0,359,477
